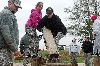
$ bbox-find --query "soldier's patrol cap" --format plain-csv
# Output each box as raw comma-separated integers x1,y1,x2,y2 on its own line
12,0,22,9
46,7,53,14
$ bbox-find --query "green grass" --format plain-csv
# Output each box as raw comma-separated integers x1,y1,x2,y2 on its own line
15,50,84,63
14,60,23,63
77,56,84,63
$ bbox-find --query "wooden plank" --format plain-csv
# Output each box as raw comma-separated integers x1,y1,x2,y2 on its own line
45,63,72,66
93,56,100,66
31,60,41,66
31,57,46,66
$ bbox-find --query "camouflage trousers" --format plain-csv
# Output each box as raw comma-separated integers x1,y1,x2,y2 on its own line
23,41,39,66
70,52,78,64
23,44,39,66
0,48,13,66
23,34,42,66
84,53,92,66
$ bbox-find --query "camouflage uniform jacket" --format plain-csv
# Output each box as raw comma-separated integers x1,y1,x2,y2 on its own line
0,6,19,52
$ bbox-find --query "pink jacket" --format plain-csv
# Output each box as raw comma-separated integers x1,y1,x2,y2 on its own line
26,9,42,28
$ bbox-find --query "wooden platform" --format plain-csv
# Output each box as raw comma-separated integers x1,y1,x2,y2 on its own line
31,61,72,66
45,63,71,66
13,63,85,66
93,56,100,66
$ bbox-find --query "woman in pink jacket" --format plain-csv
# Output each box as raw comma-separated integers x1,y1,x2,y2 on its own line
26,2,43,29
23,2,43,60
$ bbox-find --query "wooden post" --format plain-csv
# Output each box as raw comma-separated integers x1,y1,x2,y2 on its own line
93,56,100,66
31,58,41,66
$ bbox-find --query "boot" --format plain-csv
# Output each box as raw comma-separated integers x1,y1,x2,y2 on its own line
49,54,59,63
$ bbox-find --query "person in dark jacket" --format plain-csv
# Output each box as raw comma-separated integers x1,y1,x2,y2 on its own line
38,7,67,37
37,7,67,62
82,37,93,53
82,37,93,66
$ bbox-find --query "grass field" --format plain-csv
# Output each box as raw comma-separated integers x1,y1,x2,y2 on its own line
15,50,85,64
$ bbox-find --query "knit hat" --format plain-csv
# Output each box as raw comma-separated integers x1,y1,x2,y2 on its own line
91,15,97,21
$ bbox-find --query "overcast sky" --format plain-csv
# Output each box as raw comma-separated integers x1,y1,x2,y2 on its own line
0,0,81,49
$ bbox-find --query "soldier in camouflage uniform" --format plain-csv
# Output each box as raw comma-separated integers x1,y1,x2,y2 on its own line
20,28,42,66
0,0,22,66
